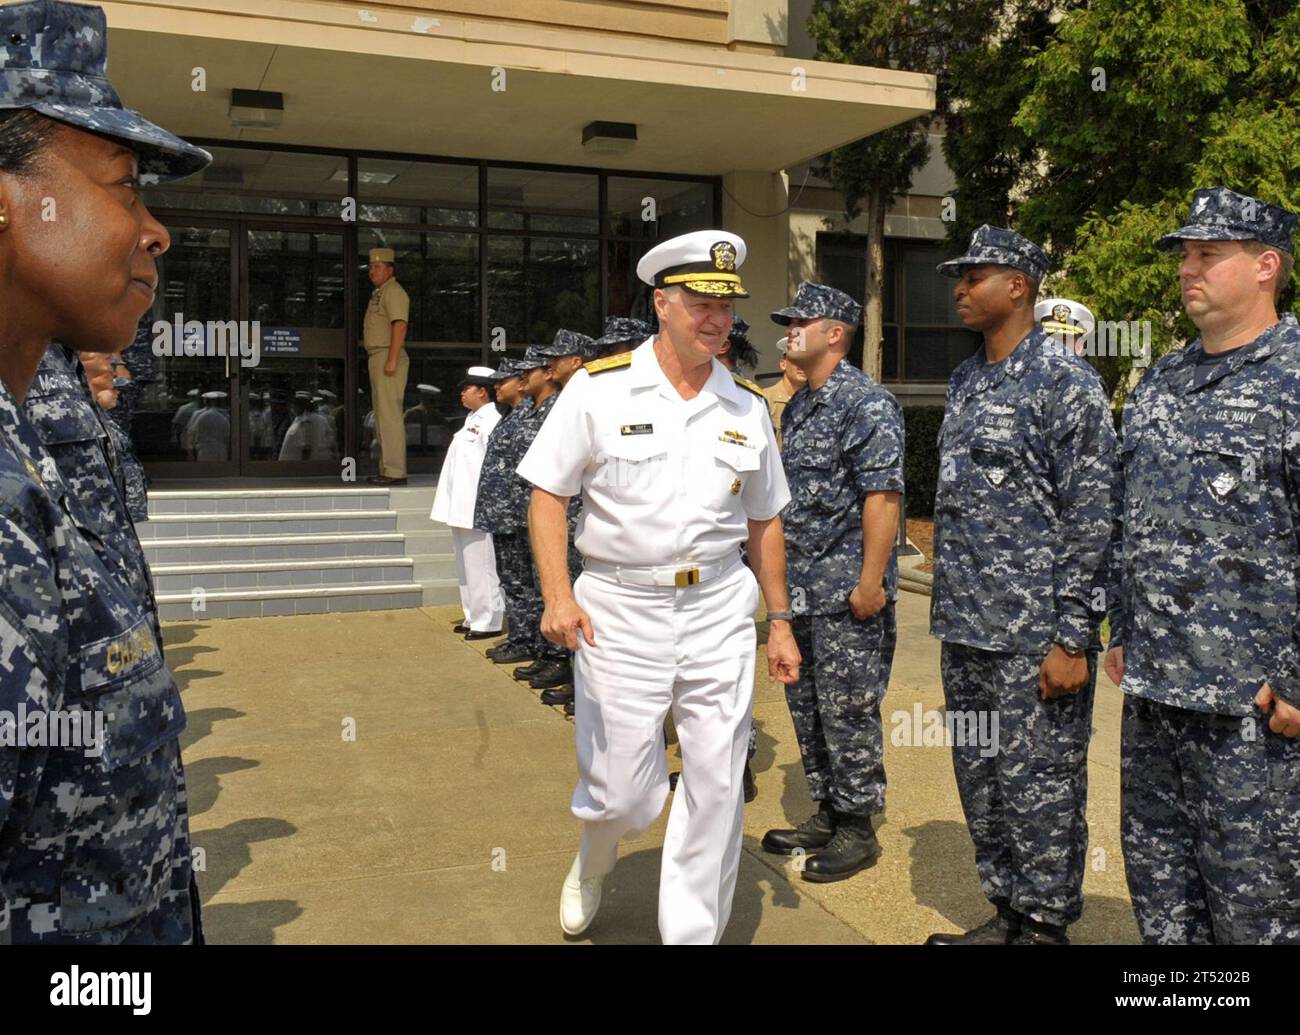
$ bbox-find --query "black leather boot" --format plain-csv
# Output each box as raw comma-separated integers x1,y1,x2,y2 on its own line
529,659,572,689
513,661,546,680
801,814,880,882
540,685,574,706
488,644,532,664
761,800,836,855
926,905,1022,945
1010,917,1069,945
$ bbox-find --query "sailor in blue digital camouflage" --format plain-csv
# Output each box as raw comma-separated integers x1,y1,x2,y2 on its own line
100,319,156,521
507,347,573,689
475,359,538,666
24,343,160,640
718,315,758,373
758,281,903,880
536,329,597,582
925,225,1117,946
0,0,211,944
519,332,596,703
1107,187,1300,944
591,316,652,360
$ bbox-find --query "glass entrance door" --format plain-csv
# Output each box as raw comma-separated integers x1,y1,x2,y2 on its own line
134,220,349,477
242,228,347,473
135,221,240,476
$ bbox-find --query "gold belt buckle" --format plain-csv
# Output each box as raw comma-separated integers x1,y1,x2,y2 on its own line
674,567,701,588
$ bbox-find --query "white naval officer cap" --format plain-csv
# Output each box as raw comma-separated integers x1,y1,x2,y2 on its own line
460,366,497,387
775,336,789,354
1034,297,1096,337
201,390,227,399
417,383,441,395
636,230,750,298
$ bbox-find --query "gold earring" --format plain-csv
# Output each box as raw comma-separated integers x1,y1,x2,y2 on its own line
0,213,8,225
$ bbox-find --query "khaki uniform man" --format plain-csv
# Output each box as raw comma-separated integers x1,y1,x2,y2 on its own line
363,246,411,485
760,336,808,451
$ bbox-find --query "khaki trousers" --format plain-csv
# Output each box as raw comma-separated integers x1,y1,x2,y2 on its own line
367,349,408,478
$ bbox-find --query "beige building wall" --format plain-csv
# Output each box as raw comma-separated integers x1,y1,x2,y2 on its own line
723,172,792,376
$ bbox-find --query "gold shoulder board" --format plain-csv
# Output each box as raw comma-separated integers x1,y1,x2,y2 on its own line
731,372,765,399
583,352,633,375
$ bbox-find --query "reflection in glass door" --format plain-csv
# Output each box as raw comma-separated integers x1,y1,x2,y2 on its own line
244,229,347,471
135,223,238,474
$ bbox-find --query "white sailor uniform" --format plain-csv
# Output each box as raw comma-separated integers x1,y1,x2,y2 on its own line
432,401,504,633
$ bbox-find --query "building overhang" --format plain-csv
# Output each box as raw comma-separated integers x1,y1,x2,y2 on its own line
101,1,935,175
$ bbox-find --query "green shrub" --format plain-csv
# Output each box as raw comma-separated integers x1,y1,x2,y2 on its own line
903,406,944,517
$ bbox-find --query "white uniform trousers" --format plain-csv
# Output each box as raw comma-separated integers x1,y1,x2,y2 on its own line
571,557,759,945
451,527,504,632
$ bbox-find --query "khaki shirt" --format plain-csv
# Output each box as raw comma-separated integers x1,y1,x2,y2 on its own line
363,277,411,354
762,378,793,449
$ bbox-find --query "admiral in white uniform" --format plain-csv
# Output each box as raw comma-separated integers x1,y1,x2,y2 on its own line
517,230,801,944
432,366,505,637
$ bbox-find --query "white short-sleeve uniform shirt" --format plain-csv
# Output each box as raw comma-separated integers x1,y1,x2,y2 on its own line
516,338,790,568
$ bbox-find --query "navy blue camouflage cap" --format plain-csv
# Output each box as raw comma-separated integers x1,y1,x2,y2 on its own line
491,358,519,380
535,328,596,359
0,0,211,184
592,316,652,350
936,224,1050,283
770,281,862,326
1156,186,1298,254
515,347,549,371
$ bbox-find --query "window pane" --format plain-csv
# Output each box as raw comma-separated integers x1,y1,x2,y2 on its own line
487,236,600,345
357,159,478,226
902,328,980,382
486,168,598,234
605,239,658,325
360,229,480,344
904,244,963,324
882,324,899,381
606,177,714,239
817,236,864,303
248,230,344,328
142,147,343,217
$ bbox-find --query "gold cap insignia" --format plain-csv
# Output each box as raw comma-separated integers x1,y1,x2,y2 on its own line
711,241,737,272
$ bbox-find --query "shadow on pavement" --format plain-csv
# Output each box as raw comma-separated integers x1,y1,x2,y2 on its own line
202,900,304,946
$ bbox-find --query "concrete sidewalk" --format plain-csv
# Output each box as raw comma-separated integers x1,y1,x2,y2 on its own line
168,592,1138,944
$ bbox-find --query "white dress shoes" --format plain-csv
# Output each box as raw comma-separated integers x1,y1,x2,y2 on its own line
559,854,604,936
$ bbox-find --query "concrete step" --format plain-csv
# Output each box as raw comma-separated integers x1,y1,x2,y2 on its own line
135,509,397,540
151,557,415,594
142,532,407,566
148,487,391,515
140,482,457,620
421,578,463,607
410,553,458,583
156,581,424,621
388,484,439,509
